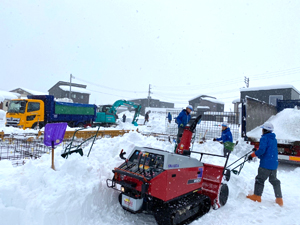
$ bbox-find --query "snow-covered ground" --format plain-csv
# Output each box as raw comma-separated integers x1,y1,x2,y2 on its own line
0,110,299,225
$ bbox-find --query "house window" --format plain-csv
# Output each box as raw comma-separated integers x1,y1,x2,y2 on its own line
269,95,283,106
80,95,84,99
72,93,76,98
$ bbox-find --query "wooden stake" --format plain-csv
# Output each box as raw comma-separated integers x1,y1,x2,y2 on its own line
51,141,55,170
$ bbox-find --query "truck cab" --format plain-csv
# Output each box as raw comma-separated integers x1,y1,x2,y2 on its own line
95,105,118,126
6,99,44,129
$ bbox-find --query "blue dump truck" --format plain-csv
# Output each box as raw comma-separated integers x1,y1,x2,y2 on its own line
6,95,97,129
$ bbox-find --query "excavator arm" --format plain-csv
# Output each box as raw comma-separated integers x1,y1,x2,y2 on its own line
109,100,142,126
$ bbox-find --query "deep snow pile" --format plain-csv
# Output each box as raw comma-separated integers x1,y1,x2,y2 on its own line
0,111,299,225
0,109,6,128
247,107,300,142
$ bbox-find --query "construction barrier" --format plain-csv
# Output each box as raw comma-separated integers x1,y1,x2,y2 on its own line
38,129,136,140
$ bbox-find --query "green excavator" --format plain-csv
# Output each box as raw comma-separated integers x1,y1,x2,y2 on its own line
94,100,142,127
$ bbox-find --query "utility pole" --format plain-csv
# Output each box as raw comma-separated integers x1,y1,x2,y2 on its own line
244,76,249,88
147,84,152,107
69,74,73,99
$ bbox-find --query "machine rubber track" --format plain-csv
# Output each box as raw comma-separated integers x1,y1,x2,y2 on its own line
154,193,211,225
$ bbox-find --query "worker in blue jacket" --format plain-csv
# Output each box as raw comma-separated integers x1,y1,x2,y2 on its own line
246,122,283,206
176,105,193,143
167,112,172,123
213,122,233,156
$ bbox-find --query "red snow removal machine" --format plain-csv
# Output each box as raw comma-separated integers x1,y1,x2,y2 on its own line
106,115,233,225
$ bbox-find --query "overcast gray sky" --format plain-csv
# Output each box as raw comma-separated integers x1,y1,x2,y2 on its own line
1,0,300,110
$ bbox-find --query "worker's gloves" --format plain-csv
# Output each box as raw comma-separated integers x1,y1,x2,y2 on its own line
180,124,184,127
213,138,217,141
248,152,256,162
248,148,257,161
248,154,253,161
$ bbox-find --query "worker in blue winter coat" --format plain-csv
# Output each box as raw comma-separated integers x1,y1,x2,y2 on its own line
246,122,283,206
167,112,172,123
176,105,193,144
213,122,233,156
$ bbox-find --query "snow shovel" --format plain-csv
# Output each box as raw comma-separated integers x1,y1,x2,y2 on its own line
199,129,208,144
44,123,67,170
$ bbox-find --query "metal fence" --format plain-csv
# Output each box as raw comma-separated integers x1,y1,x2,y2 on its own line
0,129,137,167
0,135,100,167
0,138,51,166
165,110,241,143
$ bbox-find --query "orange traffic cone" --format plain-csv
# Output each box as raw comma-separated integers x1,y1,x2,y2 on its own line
246,194,261,202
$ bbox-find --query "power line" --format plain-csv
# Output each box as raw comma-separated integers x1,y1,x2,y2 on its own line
86,88,133,99
70,66,300,105
74,76,147,94
152,87,240,100
152,66,300,91
152,77,242,90
249,66,300,79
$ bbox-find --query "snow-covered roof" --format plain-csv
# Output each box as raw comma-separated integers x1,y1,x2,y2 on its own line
232,98,241,104
20,88,47,95
0,90,20,103
201,97,224,105
189,94,216,102
240,84,300,94
59,85,91,94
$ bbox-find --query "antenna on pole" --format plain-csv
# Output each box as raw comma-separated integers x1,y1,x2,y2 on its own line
147,84,152,107
244,76,249,88
69,74,73,99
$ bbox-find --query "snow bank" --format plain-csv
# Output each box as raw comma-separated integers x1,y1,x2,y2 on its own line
247,107,300,142
0,131,299,225
0,110,6,129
